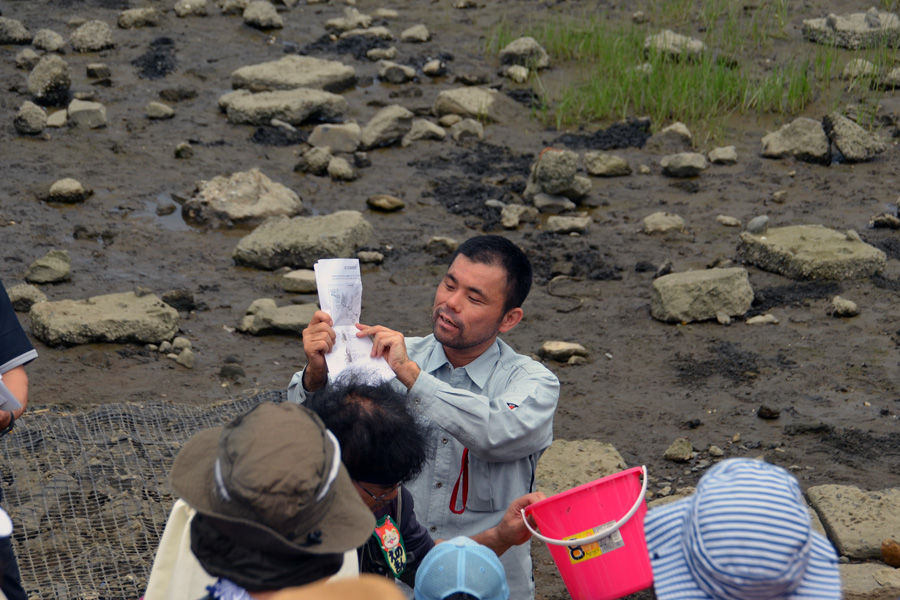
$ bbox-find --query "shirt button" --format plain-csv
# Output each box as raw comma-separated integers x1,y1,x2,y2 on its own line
436,482,443,488
414,398,420,404
430,526,437,533
441,438,448,444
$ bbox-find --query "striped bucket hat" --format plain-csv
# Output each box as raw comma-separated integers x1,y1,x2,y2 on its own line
643,458,841,600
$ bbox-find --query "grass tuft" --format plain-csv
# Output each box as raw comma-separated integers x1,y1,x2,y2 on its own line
487,2,896,139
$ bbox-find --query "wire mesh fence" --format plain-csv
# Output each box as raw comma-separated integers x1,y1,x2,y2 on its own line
0,389,286,600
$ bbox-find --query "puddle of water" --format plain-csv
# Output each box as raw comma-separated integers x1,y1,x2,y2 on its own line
129,193,196,232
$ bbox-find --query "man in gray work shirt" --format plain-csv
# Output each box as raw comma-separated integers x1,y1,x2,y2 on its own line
288,235,560,599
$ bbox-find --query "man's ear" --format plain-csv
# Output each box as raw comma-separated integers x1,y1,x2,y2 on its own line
498,307,524,333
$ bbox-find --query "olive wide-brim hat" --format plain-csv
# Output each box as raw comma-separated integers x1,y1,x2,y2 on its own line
170,401,374,556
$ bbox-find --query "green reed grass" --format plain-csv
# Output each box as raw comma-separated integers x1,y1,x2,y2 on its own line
486,1,894,139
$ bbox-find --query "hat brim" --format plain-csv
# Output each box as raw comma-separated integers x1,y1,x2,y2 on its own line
643,496,842,600
170,426,375,556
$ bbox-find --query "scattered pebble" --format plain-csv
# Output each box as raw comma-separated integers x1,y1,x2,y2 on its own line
745,215,769,234
357,250,384,264
540,340,588,361
882,539,900,568
366,194,405,212
831,295,859,317
425,236,458,256
757,405,780,419
663,437,693,462
746,313,778,325
716,215,741,227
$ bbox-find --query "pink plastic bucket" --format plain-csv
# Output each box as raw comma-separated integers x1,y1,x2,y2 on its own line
523,466,653,600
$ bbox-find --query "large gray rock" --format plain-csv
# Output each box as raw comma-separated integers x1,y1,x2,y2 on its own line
27,55,71,106
498,36,550,69
546,215,590,234
224,88,348,126
535,438,627,496
14,101,47,135
807,484,900,560
325,7,372,33
400,23,430,43
401,119,446,147
32,29,65,52
30,291,179,345
651,268,754,323
118,8,162,28
360,104,414,149
70,20,115,52
433,87,512,122
737,225,886,280
237,299,318,335
524,148,579,199
25,250,71,284
377,60,416,83
643,211,685,234
233,210,373,270
500,204,537,229
48,178,92,203
308,122,361,153
823,112,886,162
584,152,631,177
340,25,393,41
67,98,107,129
661,152,708,177
174,0,208,17
243,1,283,29
450,118,484,142
7,283,47,312
802,8,900,49
643,122,693,154
0,17,32,44
281,269,317,293
644,29,705,58
183,168,302,227
231,55,356,93
761,117,830,164
840,563,900,600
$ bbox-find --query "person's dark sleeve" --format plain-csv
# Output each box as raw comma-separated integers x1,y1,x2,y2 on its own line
399,487,435,573
0,278,35,374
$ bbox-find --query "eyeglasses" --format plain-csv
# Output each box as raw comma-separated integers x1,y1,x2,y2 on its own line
354,481,399,507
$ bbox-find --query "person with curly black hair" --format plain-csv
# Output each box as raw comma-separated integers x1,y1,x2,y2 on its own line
307,376,543,590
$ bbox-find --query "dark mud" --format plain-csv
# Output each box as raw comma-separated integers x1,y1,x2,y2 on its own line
2,1,900,599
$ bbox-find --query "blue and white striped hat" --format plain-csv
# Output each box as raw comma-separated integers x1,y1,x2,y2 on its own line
643,458,841,600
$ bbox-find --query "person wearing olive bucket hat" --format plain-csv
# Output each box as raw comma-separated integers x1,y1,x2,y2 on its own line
168,401,377,600
642,458,842,600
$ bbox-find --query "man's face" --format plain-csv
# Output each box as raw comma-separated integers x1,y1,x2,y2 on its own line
432,255,519,357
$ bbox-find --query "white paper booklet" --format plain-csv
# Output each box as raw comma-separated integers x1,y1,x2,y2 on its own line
0,373,22,412
314,258,395,383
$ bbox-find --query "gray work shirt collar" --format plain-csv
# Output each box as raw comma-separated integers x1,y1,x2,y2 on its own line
420,338,501,390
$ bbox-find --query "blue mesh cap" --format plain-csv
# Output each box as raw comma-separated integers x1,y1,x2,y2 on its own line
414,536,509,600
643,458,842,600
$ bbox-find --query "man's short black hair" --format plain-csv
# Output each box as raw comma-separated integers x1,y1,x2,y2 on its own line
306,375,430,486
449,235,532,314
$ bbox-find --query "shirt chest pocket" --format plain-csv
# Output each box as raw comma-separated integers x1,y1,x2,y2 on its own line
466,454,496,512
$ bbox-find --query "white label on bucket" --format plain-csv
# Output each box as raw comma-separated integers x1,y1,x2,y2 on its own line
564,520,625,564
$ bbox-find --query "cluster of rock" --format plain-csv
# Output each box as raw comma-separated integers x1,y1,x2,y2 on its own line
536,439,900,599
802,7,900,49
762,113,887,164
647,218,885,325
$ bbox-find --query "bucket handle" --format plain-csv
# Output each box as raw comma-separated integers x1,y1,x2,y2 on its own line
521,465,648,547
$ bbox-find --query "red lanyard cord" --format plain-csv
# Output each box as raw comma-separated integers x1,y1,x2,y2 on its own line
449,448,469,514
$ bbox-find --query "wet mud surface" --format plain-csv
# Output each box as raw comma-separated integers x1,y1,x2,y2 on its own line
2,0,900,598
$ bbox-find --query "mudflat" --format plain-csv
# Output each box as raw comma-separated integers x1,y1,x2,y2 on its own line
2,0,899,598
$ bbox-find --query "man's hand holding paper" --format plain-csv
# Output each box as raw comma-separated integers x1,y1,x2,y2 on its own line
305,259,395,387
